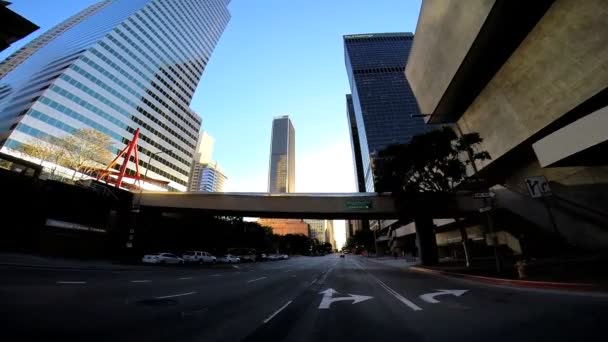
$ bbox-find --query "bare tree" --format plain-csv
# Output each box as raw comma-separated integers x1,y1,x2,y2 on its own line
61,128,113,178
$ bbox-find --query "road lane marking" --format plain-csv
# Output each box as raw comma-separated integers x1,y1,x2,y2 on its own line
155,292,197,299
211,274,221,277
179,277,193,280
318,289,373,309
56,281,87,284
130,280,151,283
263,300,292,323
352,259,422,311
247,277,267,283
420,289,468,303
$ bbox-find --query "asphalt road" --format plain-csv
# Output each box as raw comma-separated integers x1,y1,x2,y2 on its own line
1,255,607,341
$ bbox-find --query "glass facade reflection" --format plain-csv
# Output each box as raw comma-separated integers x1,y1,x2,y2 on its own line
268,115,295,193
0,0,231,191
344,33,427,192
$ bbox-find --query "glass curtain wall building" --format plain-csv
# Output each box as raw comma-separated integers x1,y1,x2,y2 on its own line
268,115,295,193
190,162,226,192
0,0,231,191
344,33,427,192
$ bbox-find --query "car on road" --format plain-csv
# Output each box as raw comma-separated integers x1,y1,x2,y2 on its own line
217,254,240,263
339,253,345,258
182,251,216,264
142,253,184,264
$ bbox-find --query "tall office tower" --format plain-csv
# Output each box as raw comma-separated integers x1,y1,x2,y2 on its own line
304,219,327,243
0,0,231,191
344,33,427,192
0,1,39,53
0,1,108,78
268,115,295,193
325,220,336,251
346,94,365,192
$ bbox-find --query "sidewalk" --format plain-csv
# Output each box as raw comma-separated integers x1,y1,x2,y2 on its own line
363,254,608,292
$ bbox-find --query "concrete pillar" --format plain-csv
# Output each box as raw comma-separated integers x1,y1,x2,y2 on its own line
415,216,438,265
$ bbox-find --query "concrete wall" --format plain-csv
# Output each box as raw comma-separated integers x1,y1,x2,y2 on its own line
406,0,495,114
458,0,608,168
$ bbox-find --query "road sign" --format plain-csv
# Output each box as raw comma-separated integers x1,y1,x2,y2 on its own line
419,289,468,304
479,206,492,213
474,192,495,199
318,288,373,309
345,200,372,210
525,176,552,198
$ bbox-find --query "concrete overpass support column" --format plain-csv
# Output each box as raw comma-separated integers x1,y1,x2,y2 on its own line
415,216,439,265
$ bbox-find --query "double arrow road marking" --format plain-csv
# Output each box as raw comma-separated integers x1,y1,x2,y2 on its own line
318,288,373,309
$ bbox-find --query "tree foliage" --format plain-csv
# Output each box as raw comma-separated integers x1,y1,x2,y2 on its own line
373,126,491,194
16,128,113,177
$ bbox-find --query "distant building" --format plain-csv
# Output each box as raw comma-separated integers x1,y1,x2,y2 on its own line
258,218,309,237
268,115,295,193
304,219,327,243
188,131,226,192
0,1,39,53
194,131,214,164
344,32,427,192
189,162,226,192
325,220,336,251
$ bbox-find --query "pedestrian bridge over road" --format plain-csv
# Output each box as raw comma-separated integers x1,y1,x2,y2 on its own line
135,192,484,219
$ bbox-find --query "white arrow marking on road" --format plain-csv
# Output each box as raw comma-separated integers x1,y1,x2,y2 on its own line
419,289,468,304
318,288,373,309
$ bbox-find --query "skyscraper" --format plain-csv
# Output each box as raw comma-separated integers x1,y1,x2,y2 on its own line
194,131,214,164
344,32,427,192
0,0,231,192
268,115,295,193
346,94,365,193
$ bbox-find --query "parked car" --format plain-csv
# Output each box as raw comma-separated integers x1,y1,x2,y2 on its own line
280,254,289,260
182,251,216,264
217,254,240,263
142,253,184,264
266,254,280,261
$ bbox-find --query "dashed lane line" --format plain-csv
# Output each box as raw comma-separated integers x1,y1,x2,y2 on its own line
130,280,151,283
247,277,267,283
155,292,197,299
56,281,87,284
179,277,193,280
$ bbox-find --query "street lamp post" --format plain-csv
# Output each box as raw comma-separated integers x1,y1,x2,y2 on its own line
140,149,172,193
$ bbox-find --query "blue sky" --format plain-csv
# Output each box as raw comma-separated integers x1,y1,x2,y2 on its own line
1,0,423,246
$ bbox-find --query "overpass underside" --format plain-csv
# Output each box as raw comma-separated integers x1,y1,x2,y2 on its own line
135,192,485,220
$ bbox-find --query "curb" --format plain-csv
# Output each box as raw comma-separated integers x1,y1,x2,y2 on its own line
0,262,142,272
410,266,602,291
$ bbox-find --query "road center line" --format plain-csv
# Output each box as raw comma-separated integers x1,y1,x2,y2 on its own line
352,259,422,311
263,300,292,323
179,277,193,280
247,277,267,283
130,280,151,283
155,292,197,299
56,281,87,284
